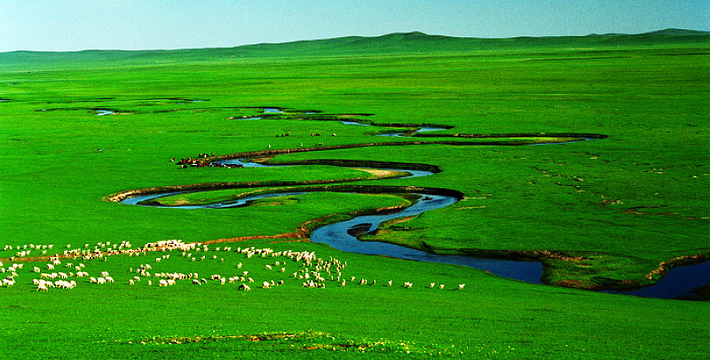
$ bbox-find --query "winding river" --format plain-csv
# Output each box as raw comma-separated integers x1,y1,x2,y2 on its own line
117,109,708,300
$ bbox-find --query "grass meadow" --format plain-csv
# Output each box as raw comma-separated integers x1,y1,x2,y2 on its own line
0,35,708,358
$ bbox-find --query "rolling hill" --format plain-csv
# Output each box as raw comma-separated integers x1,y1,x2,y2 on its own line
1,28,709,70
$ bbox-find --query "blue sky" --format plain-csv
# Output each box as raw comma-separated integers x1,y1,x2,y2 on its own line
1,0,708,52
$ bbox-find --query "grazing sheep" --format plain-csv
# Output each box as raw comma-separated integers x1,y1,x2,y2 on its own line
439,284,445,290
458,284,465,290
403,282,413,289
238,284,251,291
39,273,57,279
55,280,74,289
192,279,201,285
262,281,271,289
386,280,393,287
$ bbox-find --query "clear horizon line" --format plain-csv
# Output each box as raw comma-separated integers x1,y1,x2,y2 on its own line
1,27,707,54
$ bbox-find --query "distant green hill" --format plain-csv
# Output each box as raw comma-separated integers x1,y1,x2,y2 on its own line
2,28,709,70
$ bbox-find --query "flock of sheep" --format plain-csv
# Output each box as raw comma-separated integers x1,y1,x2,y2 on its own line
1,239,465,293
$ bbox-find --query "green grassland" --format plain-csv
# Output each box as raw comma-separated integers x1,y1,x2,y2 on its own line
0,31,709,358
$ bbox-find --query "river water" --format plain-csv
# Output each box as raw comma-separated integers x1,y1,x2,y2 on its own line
119,112,708,300
121,188,544,284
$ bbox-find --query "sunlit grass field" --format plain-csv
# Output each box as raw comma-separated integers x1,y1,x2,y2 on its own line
0,35,708,358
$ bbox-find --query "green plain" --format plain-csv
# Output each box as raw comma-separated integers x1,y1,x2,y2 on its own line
0,33,709,358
